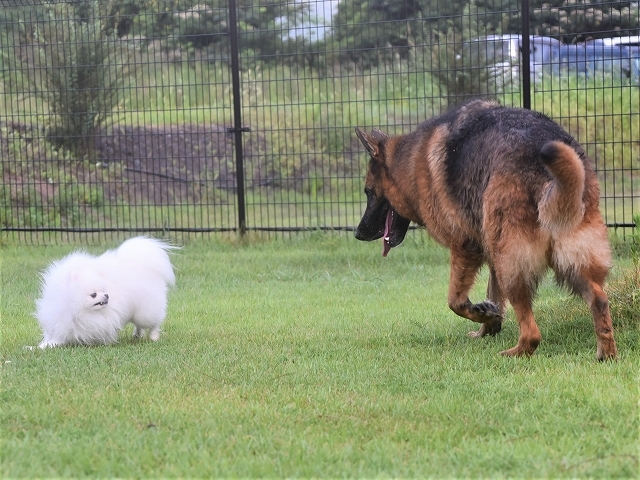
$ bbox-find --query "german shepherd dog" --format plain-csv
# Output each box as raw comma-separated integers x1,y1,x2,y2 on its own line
355,100,617,360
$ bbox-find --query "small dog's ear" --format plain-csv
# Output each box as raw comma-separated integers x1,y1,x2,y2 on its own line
355,127,386,160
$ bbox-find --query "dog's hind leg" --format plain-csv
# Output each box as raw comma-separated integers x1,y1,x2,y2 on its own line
500,290,542,357
148,327,161,341
493,244,546,357
552,225,617,360
580,279,616,360
447,244,503,333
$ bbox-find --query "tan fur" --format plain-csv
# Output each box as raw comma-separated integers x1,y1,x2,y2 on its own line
539,141,586,234
422,125,476,243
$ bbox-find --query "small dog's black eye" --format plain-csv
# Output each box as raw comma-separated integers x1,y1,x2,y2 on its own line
90,293,97,298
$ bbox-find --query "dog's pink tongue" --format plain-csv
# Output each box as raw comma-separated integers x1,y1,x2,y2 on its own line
382,209,393,257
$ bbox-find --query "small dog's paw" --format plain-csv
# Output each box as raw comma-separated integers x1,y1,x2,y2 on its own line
149,329,160,342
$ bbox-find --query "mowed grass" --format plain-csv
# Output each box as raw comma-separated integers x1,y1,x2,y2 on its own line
1,234,638,478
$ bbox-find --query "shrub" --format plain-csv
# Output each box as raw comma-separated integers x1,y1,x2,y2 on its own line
609,215,640,327
429,0,506,107
9,1,138,159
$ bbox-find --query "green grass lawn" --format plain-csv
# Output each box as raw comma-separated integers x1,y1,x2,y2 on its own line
1,234,638,477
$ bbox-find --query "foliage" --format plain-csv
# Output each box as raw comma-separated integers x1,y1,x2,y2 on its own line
4,1,139,158
330,0,420,69
0,1,637,235
608,215,640,327
122,0,311,62
4,0,637,74
531,75,640,172
528,0,640,42
634,215,640,264
1,60,637,233
0,179,106,230
0,121,114,229
331,0,498,70
429,0,508,107
332,0,639,66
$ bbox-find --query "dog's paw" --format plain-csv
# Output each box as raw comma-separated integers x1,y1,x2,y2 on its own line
596,338,617,361
468,319,502,338
484,319,503,336
468,302,502,338
470,300,502,320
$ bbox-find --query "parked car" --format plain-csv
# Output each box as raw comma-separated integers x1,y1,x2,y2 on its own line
465,35,561,80
586,36,640,82
587,35,640,49
559,37,639,82
463,34,639,86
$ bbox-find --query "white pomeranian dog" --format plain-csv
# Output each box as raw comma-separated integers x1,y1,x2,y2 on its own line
35,236,177,348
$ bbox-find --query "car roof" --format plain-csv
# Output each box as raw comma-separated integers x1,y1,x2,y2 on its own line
586,36,640,47
476,35,561,44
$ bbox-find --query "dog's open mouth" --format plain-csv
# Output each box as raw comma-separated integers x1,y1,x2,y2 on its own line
383,208,393,257
355,196,410,254
382,208,411,257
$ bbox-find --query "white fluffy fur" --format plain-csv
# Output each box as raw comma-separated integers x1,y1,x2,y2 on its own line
35,236,176,348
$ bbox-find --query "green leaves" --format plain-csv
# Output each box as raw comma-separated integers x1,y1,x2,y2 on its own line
10,1,139,158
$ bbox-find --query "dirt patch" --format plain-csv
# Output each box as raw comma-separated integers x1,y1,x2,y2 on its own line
1,121,284,206
1,120,362,211
96,124,238,205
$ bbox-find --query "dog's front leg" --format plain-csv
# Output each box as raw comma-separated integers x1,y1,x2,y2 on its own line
447,248,502,335
469,265,505,338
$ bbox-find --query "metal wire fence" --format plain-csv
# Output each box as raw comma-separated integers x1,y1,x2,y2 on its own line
1,0,638,243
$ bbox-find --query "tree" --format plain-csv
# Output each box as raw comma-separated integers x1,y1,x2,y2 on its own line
430,0,508,107
329,0,639,68
330,0,514,68
527,0,639,43
125,0,310,61
6,1,139,158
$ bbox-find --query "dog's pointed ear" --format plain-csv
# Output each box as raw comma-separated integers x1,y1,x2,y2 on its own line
371,128,389,141
355,127,387,160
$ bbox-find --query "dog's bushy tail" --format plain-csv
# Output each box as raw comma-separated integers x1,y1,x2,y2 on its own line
115,236,177,286
538,141,585,234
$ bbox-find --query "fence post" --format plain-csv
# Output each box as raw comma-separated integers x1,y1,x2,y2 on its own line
228,0,247,236
521,0,531,109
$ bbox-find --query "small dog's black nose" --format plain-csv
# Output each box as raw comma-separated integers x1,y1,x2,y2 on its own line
104,294,109,300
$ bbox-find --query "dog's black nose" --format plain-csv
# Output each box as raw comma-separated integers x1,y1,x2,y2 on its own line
104,294,109,300
355,222,379,241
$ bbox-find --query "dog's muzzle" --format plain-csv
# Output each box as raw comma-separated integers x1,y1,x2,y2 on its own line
94,293,109,307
